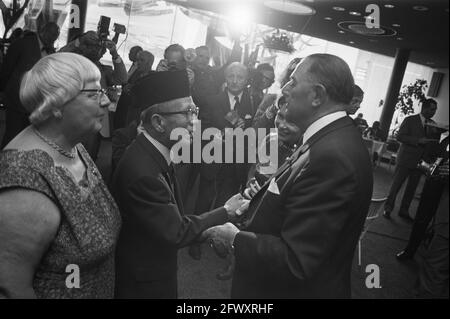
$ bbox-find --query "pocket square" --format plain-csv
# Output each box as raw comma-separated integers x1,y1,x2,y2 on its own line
267,178,280,195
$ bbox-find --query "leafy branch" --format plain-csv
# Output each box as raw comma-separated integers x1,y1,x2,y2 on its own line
396,79,428,115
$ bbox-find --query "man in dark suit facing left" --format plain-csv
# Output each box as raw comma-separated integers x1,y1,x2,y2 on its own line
0,22,59,147
112,70,248,299
203,54,373,298
384,98,439,220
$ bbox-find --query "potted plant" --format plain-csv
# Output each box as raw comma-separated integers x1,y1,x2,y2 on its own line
390,79,428,139
396,79,428,115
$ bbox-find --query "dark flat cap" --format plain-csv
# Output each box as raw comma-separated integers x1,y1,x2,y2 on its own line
132,69,190,109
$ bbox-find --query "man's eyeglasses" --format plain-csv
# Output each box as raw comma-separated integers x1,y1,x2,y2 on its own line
157,105,199,118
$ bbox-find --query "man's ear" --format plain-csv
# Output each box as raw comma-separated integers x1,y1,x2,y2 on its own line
311,83,327,108
151,114,165,133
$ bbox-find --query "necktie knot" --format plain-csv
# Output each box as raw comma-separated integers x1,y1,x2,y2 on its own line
234,95,240,107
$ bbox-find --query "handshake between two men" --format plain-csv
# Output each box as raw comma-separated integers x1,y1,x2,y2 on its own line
200,178,262,259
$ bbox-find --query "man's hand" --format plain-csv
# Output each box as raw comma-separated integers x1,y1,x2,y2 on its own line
243,178,262,200
224,194,250,220
202,223,240,258
104,40,118,57
235,118,246,129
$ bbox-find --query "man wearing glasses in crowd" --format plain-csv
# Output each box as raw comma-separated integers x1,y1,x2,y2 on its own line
112,70,248,299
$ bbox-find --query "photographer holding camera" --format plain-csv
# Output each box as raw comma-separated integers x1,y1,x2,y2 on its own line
60,30,127,161
156,44,195,87
384,98,440,220
396,132,449,262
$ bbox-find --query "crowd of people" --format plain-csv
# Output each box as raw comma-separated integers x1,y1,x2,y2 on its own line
0,22,448,299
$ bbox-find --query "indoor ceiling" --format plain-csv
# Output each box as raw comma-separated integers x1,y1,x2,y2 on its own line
166,0,449,68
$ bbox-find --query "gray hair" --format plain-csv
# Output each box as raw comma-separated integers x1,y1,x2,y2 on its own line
225,62,249,78
20,52,101,125
303,54,355,105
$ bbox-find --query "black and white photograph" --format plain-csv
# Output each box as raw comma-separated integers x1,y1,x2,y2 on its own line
0,0,448,306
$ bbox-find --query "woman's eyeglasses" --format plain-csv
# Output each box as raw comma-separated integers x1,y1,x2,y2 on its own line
80,88,108,95
80,88,112,107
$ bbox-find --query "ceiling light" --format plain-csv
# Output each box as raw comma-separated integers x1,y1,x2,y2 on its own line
349,11,361,16
338,30,345,34
264,0,316,15
332,6,345,12
339,21,396,36
349,41,355,44
384,4,395,9
324,17,333,20
413,6,429,11
225,6,254,32
392,23,400,27
396,37,403,40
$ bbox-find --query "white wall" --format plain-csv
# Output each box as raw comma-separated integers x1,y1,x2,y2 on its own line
354,51,438,128
430,68,449,126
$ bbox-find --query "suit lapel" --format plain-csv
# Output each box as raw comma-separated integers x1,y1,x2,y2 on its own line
222,90,231,114
241,116,355,228
240,143,310,228
237,89,252,118
171,166,184,214
136,135,182,211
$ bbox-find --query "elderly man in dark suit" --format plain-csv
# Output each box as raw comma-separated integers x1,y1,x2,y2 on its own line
112,70,247,299
203,54,373,298
187,62,254,260
0,22,59,147
384,99,439,220
198,62,255,209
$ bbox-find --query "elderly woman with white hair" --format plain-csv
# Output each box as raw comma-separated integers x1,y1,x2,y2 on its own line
0,52,121,298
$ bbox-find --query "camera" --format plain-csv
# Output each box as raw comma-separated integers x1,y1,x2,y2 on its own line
97,16,126,45
113,23,126,35
97,16,111,41
417,157,443,177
